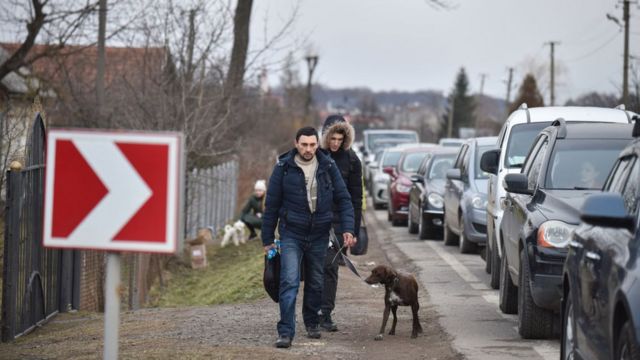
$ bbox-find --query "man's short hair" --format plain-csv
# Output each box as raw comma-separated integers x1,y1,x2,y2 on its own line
295,126,319,142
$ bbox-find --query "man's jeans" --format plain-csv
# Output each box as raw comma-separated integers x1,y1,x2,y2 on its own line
278,236,326,339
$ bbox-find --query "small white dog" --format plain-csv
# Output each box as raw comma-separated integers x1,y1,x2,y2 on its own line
220,220,248,247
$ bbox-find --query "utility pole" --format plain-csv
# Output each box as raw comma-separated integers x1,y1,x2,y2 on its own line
97,0,107,123
505,67,514,108
546,41,559,106
447,96,455,138
622,0,631,107
304,54,319,117
478,73,488,96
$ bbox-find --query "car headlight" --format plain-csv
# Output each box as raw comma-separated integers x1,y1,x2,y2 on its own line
472,195,488,210
537,220,576,248
396,184,412,193
427,193,444,208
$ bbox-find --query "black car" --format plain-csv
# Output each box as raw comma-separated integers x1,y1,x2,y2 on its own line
499,120,633,339
561,121,640,359
407,147,458,239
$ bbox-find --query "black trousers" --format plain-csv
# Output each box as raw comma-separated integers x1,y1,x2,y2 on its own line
321,233,343,314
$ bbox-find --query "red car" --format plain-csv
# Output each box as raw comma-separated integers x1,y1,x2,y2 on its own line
386,145,436,226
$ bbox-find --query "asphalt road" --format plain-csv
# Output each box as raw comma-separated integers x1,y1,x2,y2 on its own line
367,208,561,360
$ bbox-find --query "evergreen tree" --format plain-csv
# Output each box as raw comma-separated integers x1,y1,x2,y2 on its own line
508,73,544,113
440,68,476,138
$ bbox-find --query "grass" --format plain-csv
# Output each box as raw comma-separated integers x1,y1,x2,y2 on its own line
147,239,266,307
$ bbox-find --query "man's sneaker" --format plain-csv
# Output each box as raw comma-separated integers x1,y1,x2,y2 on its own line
320,313,338,332
306,325,321,339
275,335,292,348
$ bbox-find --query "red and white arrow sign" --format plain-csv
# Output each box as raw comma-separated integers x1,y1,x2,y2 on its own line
43,130,183,253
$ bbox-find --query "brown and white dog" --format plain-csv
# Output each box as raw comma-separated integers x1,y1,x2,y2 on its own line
364,265,423,340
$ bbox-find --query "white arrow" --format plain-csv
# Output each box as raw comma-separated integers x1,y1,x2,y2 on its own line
68,139,152,244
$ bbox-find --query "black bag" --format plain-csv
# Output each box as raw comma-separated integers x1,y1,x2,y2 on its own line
350,217,368,256
263,254,280,302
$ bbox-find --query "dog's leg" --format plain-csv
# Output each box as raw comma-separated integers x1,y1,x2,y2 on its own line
375,304,391,341
411,302,422,338
388,305,398,335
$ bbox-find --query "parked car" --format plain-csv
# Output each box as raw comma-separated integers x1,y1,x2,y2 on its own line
362,129,419,164
386,145,437,226
561,120,640,359
498,120,633,339
407,147,458,239
443,136,498,253
370,148,402,209
481,104,636,290
438,137,465,148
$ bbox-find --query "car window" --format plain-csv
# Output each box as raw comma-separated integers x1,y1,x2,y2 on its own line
417,155,430,176
454,144,468,169
546,139,630,190
522,134,547,175
527,136,549,190
606,156,634,192
400,152,429,173
461,146,470,178
621,157,639,214
382,151,402,168
504,122,551,168
475,145,496,179
427,155,456,179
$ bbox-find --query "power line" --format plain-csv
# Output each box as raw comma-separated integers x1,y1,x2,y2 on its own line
565,31,621,62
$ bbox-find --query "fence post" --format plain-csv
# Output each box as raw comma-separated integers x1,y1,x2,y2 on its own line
2,163,23,341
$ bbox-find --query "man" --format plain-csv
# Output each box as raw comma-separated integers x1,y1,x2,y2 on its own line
262,126,356,349
240,180,266,240
319,115,362,332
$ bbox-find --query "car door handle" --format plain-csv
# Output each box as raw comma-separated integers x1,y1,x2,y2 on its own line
568,240,583,249
585,251,601,262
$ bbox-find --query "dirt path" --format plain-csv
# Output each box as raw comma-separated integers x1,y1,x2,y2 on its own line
0,211,462,360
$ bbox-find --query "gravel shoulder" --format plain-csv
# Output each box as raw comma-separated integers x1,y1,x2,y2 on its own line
0,210,462,360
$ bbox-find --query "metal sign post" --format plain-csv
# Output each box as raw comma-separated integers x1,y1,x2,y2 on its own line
104,252,121,360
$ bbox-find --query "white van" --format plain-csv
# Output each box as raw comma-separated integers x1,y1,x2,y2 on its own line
480,104,636,289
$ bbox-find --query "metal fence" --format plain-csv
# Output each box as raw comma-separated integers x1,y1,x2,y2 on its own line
184,161,239,239
1,113,78,342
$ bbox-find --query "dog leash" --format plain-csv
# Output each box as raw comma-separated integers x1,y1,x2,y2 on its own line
329,229,363,280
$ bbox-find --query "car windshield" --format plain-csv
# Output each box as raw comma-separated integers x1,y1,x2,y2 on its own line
545,139,630,190
400,152,429,173
475,145,495,179
368,133,418,152
382,151,403,168
427,155,456,179
505,122,551,168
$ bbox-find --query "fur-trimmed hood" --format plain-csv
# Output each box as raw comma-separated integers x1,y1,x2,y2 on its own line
322,121,355,150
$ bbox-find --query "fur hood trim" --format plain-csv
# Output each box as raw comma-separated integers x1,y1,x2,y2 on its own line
322,121,355,150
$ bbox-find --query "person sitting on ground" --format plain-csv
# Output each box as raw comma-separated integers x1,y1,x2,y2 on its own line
240,180,266,240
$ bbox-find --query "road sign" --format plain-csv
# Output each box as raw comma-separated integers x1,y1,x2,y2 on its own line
43,130,183,253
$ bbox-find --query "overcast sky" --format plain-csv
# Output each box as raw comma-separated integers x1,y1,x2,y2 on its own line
251,0,640,104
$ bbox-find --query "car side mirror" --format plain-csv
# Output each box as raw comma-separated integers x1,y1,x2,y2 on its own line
410,174,423,184
503,173,533,195
446,168,461,180
581,193,635,231
480,149,500,175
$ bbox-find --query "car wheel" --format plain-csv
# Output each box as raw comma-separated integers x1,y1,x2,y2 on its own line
443,218,459,246
489,234,501,289
499,248,518,314
561,290,577,360
518,249,554,338
418,213,430,240
408,207,419,234
617,321,640,360
459,217,477,254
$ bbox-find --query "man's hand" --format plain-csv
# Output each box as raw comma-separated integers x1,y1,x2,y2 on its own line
343,233,357,248
264,243,276,254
